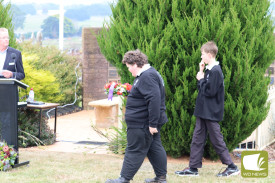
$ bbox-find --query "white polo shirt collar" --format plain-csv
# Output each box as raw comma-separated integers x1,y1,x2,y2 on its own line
137,64,151,77
206,60,219,70
0,47,8,70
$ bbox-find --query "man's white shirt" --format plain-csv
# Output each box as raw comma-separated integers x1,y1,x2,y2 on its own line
0,47,8,71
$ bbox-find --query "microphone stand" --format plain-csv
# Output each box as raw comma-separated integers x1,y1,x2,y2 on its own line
13,58,17,80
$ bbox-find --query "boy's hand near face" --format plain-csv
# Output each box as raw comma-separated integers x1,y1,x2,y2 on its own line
199,61,205,72
196,61,205,80
196,71,204,80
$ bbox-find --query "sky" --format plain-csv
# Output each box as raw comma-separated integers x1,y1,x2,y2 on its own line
3,0,275,6
3,0,116,5
4,0,275,4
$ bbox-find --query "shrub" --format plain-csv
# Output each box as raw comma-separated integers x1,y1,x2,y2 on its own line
19,42,82,106
97,0,275,159
18,108,55,147
19,53,64,103
107,121,127,154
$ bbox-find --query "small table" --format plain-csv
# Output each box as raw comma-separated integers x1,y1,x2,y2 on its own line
27,103,59,139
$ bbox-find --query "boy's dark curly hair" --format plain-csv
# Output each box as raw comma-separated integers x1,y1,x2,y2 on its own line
122,49,148,68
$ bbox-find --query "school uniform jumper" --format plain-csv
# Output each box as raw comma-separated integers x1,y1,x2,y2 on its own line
190,64,233,168
120,67,168,180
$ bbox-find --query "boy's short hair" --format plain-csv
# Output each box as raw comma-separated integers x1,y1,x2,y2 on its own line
200,41,218,57
122,49,148,68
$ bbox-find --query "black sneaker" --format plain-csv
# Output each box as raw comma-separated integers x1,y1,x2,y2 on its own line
217,167,240,177
175,167,199,176
144,175,167,183
105,177,130,183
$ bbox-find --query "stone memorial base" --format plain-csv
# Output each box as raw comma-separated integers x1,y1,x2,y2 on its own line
88,97,122,128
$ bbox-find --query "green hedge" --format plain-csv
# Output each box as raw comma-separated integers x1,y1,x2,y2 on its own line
97,0,275,159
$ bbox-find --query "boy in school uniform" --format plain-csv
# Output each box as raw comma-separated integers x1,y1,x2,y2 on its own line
175,41,240,177
105,49,168,183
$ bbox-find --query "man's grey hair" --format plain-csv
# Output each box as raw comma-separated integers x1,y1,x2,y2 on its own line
0,28,8,34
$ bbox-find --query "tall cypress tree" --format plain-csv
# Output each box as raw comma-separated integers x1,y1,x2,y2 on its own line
97,0,275,158
0,0,16,48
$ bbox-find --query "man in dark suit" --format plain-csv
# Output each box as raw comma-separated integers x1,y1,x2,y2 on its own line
0,28,25,81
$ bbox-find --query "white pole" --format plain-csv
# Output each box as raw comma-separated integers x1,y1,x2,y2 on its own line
59,0,64,51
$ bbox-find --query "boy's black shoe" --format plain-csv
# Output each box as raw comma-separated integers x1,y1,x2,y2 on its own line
217,167,240,177
105,177,130,183
175,167,199,176
144,175,167,183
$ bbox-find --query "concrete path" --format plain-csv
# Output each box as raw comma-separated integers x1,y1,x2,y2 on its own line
26,110,110,154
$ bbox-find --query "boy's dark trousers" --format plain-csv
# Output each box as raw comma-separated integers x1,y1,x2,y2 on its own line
120,127,167,180
189,117,233,168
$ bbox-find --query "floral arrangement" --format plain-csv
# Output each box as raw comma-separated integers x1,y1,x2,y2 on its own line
104,82,132,100
0,141,17,171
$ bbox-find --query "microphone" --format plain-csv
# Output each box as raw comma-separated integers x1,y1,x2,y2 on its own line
11,53,16,60
11,53,17,79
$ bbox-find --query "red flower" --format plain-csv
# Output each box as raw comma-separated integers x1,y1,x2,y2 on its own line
104,83,111,89
105,82,132,98
126,84,132,91
6,151,10,156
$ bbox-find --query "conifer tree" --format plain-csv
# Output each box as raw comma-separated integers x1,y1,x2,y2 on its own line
0,0,17,48
97,0,275,158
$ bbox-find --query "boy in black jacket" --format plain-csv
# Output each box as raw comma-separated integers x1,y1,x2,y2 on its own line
106,49,168,183
175,41,239,177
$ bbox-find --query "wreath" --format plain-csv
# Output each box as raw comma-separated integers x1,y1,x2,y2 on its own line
0,141,17,171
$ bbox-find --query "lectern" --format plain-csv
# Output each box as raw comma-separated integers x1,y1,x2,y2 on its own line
0,78,29,167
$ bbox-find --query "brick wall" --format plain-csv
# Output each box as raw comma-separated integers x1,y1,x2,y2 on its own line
82,27,120,109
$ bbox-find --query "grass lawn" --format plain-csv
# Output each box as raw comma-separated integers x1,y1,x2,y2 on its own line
0,150,274,183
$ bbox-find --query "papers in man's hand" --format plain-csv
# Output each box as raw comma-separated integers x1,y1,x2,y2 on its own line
0,70,11,77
